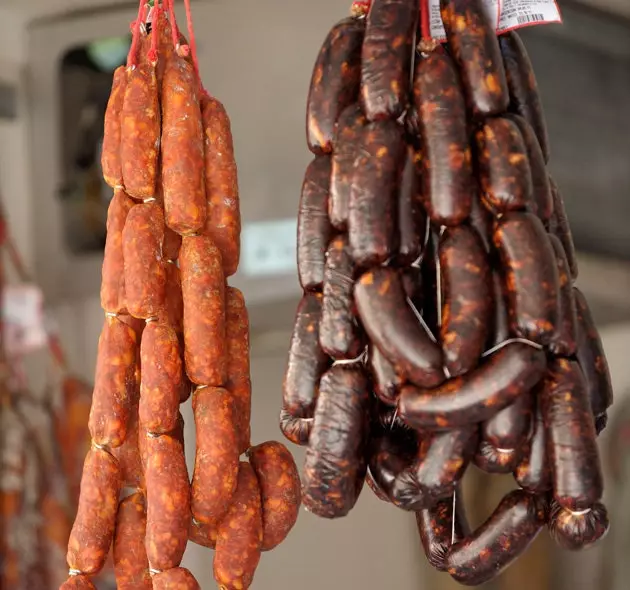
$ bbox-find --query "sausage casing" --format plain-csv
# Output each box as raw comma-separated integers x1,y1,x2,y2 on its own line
548,500,609,551
279,409,313,447
102,66,126,188
153,567,201,590
369,345,404,407
59,576,97,590
549,177,578,279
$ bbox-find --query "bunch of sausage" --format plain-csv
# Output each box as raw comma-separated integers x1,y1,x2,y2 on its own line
61,3,300,590
281,0,613,585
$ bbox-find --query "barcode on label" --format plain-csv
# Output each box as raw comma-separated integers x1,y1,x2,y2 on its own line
517,14,545,24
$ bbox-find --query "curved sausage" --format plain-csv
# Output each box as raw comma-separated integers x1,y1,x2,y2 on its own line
369,345,404,407
153,567,201,590
482,393,533,450
399,342,546,430
306,17,365,154
302,365,370,518
349,121,405,266
494,212,560,344
541,358,603,512
548,177,578,279
279,409,313,447
355,267,444,388
360,0,418,120
413,46,472,226
445,490,546,586
548,500,609,551
439,225,492,377
499,31,550,162
101,66,126,188
440,0,509,117
297,156,333,291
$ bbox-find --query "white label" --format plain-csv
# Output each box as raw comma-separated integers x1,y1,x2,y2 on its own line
2,285,47,356
241,219,298,278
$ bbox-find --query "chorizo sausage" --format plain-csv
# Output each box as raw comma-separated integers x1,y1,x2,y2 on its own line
122,202,167,319
547,234,578,357
499,31,550,162
355,267,444,388
248,441,301,551
398,342,546,430
163,227,182,261
191,387,239,526
111,406,144,489
226,287,252,454
297,156,333,291
360,0,417,121
413,46,472,226
349,120,404,266
473,442,521,474
494,212,560,344
320,235,364,360
488,271,510,348
573,288,613,427
476,117,533,213
102,66,127,188
440,0,509,117
541,358,603,512
306,17,365,154
279,409,313,447
67,447,122,575
59,576,97,590
548,500,609,551
330,104,366,230
88,315,139,448
445,490,546,586
468,194,493,253
201,94,241,276
101,190,134,313
161,56,206,235
513,398,551,493
189,518,218,550
482,392,533,450
139,321,183,434
160,262,184,334
153,567,201,590
439,225,492,377
113,492,152,589
548,177,578,279
213,462,263,590
179,236,227,386
302,365,370,518
396,146,426,265
145,433,190,571
283,292,329,418
369,345,404,407
120,63,160,199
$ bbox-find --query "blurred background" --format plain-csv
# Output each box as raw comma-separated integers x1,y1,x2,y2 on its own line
0,0,629,588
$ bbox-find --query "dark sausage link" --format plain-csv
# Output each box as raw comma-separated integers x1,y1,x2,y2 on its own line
473,441,521,474
548,177,578,279
488,271,510,348
482,393,533,450
369,345,404,407
548,500,609,551
279,409,313,447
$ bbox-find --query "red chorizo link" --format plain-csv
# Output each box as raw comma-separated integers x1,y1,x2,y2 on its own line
574,287,613,430
360,0,418,121
330,104,366,230
189,518,218,550
248,441,301,551
416,489,470,572
541,358,603,512
139,322,183,434
547,234,578,357
349,120,405,266
297,156,333,291
163,227,182,261
399,342,546,430
161,56,206,235
191,387,239,526
549,177,578,279
213,462,263,590
201,94,241,277
102,66,127,188
283,292,329,418
160,262,184,334
320,235,364,360
180,236,227,386
499,31,550,162
59,576,97,590
145,433,190,571
67,447,122,575
494,212,560,344
476,117,533,214
302,365,370,518
355,267,444,388
120,63,160,199
122,202,166,319
440,0,509,117
506,114,553,221
514,398,551,493
226,287,252,454
413,46,472,226
88,315,139,448
306,16,365,154
445,490,546,585
548,500,609,551
111,406,144,489
153,567,201,590
101,190,134,314
138,411,185,472
113,492,151,589
279,409,313,447
439,225,492,377
396,146,426,265
369,345,404,407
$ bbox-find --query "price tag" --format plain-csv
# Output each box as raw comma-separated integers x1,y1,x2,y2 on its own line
2,285,47,356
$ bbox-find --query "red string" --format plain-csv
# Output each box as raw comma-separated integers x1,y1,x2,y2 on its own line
183,0,201,82
148,0,160,64
127,0,146,67
420,0,430,41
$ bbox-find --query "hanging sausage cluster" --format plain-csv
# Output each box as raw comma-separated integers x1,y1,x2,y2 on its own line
61,2,300,589
281,0,613,585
